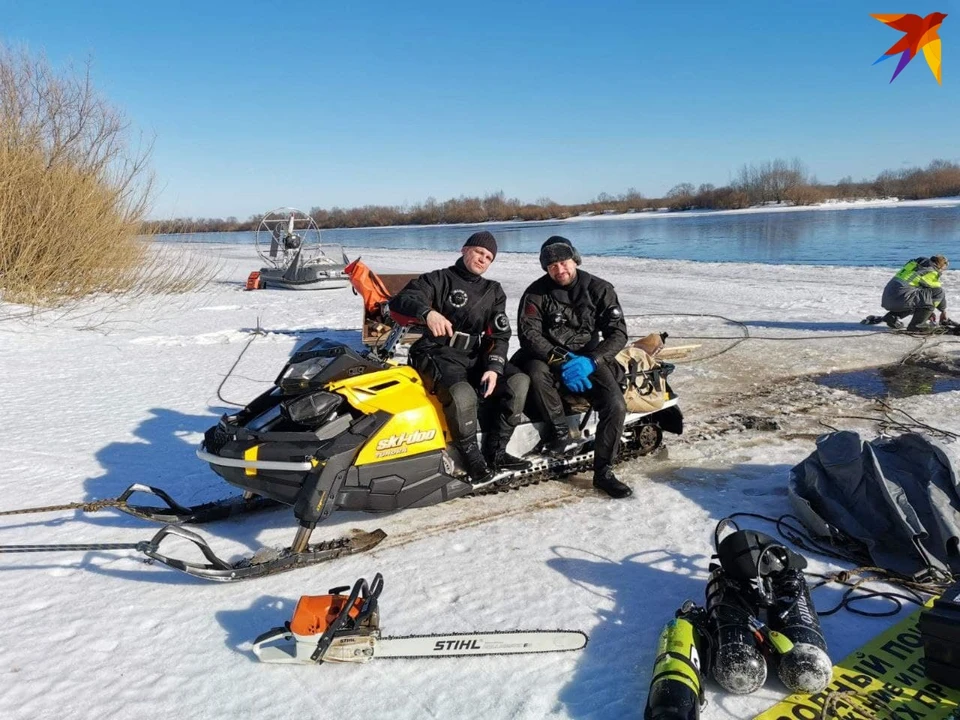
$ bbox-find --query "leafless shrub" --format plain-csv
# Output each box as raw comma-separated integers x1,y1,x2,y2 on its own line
0,45,207,307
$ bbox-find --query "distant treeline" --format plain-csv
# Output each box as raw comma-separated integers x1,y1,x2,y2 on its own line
146,158,960,234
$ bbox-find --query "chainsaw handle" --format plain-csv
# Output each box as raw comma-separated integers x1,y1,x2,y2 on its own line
356,573,384,625
310,576,370,663
251,627,299,664
368,573,384,601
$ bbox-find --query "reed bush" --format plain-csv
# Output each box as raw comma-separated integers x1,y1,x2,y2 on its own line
0,45,204,307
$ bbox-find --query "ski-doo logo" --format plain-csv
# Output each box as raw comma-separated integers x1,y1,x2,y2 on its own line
374,429,437,457
434,639,481,651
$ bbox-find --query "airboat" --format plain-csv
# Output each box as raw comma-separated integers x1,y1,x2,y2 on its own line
245,208,351,291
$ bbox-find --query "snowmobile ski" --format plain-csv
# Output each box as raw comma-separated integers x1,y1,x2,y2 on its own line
110,484,281,524
251,573,588,664
140,525,388,581
0,525,387,582
0,483,281,525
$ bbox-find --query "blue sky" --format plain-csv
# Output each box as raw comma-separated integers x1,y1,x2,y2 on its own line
5,0,959,219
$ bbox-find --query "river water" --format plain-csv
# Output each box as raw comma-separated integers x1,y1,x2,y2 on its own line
160,202,960,267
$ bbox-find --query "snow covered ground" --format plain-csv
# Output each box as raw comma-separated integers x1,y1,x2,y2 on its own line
1,243,958,720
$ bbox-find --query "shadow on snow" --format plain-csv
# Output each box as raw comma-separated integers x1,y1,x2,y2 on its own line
8,328,369,583
547,460,879,719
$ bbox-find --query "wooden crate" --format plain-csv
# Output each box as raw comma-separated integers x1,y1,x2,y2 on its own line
361,273,423,346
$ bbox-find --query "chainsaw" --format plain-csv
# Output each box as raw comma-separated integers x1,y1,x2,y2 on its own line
252,573,588,664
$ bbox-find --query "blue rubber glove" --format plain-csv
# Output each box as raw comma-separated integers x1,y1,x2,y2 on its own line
561,354,595,393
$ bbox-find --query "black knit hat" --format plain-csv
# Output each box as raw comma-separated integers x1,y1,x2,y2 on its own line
463,231,498,259
539,235,582,270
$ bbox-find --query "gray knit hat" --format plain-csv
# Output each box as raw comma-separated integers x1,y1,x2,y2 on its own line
539,236,581,270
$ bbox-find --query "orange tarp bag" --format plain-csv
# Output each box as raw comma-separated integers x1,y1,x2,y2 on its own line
345,259,391,316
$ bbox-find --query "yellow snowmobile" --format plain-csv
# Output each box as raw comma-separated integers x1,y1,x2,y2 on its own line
189,320,682,580
0,325,680,581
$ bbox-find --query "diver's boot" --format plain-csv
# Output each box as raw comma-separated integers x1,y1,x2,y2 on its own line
881,312,904,329
458,440,495,486
483,431,531,473
543,426,579,458
486,444,532,472
593,466,633,499
907,307,934,332
489,450,531,472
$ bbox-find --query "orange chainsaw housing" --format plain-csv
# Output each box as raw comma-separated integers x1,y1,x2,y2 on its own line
289,594,366,636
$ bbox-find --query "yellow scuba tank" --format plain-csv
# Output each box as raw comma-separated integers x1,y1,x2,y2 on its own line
644,603,706,720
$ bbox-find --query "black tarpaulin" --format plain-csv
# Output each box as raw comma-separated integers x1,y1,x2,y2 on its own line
789,431,960,577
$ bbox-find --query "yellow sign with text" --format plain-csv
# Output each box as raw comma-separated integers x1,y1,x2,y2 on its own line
754,604,960,720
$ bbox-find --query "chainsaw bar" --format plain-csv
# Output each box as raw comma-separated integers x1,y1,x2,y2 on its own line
252,628,588,664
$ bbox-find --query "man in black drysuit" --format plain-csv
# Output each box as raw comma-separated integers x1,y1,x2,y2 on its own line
511,236,632,498
389,231,530,486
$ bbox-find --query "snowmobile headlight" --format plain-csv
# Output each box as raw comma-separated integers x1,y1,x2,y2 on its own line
279,356,334,393
281,390,342,426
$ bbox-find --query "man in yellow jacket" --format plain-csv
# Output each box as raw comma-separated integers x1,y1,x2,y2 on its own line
863,255,949,331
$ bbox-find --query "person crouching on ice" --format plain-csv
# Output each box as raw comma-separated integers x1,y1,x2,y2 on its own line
510,236,632,499
863,255,950,331
389,231,531,487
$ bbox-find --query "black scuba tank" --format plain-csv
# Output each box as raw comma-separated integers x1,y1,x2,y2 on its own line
705,563,767,694
768,567,832,694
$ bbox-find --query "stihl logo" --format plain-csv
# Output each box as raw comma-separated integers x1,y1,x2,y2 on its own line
375,429,436,452
434,639,481,651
